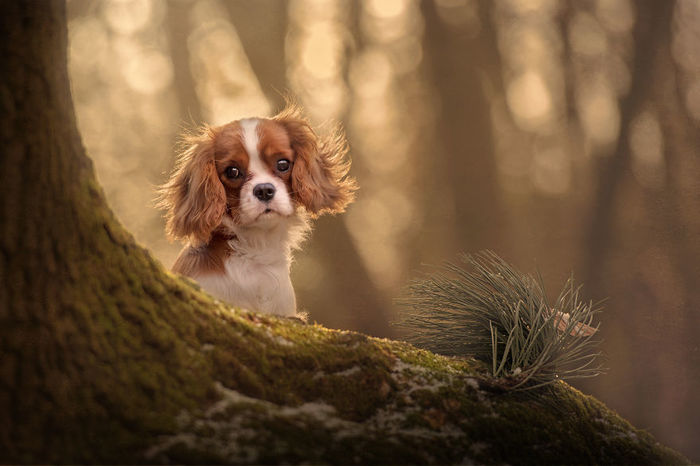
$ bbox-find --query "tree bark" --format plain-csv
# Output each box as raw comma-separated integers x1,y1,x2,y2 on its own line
0,4,219,461
0,2,688,464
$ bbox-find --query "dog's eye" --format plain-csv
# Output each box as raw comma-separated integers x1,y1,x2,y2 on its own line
225,166,242,179
276,159,291,172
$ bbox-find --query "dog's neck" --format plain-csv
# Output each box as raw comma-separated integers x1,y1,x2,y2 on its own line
218,211,311,266
179,214,308,317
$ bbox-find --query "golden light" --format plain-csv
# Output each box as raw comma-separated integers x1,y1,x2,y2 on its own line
123,47,173,95
501,26,553,71
287,0,350,123
69,17,109,69
576,77,619,148
300,23,345,80
365,0,409,19
289,0,343,23
362,0,420,44
346,195,408,288
504,0,552,16
506,69,553,130
351,49,393,98
187,13,270,123
102,0,155,35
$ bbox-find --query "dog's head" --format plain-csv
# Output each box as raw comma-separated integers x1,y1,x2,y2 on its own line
159,105,356,244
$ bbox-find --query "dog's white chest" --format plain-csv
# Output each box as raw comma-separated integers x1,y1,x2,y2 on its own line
194,255,296,317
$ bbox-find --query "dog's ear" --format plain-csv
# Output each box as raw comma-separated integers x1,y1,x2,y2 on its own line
158,126,226,245
274,106,357,216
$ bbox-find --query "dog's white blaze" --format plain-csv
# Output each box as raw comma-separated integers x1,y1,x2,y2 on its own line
237,117,294,224
240,118,276,184
240,118,259,158
240,118,266,178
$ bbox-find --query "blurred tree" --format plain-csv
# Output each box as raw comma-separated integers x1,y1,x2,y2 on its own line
222,0,288,110
165,0,204,124
575,0,700,457
419,0,508,262
301,1,394,336
583,0,676,294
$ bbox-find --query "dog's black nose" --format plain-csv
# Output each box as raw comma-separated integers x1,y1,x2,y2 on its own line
253,183,276,202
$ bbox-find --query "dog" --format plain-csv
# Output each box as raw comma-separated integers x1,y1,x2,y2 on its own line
158,105,356,317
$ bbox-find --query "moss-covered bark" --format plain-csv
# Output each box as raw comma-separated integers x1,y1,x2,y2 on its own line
0,2,688,464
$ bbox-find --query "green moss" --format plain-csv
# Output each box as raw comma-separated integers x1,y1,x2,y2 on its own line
135,303,688,464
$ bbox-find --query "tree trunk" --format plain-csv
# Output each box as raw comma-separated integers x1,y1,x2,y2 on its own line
0,3,219,460
419,0,508,261
165,0,205,125
222,0,289,111
582,0,676,293
0,2,688,464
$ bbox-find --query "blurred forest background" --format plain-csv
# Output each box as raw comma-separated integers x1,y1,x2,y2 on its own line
66,0,699,459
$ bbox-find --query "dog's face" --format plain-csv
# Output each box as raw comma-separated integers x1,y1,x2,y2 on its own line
217,118,296,228
159,106,356,244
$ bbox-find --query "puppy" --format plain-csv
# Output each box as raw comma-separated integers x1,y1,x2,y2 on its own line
158,105,356,316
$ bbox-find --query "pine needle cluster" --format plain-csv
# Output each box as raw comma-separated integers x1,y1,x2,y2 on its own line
397,251,604,389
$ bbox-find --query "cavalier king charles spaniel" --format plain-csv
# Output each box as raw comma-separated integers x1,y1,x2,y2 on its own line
159,105,356,317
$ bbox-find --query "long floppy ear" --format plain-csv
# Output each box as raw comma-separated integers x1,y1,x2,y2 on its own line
157,126,226,245
274,106,357,216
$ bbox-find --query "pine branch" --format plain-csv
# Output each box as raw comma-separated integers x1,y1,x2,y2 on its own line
396,251,605,389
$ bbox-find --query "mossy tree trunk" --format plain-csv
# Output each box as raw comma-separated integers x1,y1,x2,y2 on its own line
0,2,220,461
0,2,689,464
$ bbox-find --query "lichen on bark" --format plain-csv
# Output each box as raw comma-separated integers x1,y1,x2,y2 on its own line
129,311,686,465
